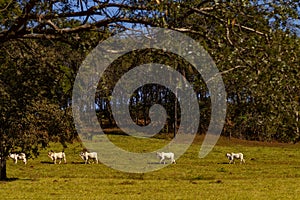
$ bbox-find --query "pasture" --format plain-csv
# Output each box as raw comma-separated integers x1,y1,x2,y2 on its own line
1,135,300,199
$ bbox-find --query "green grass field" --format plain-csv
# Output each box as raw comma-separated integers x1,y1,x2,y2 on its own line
1,135,300,199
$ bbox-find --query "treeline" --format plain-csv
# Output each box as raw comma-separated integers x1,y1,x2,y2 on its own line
91,34,300,142
93,48,211,135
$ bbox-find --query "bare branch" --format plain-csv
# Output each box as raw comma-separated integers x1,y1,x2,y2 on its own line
0,0,13,13
207,65,246,83
191,7,267,36
45,20,60,32
8,0,37,34
226,22,234,46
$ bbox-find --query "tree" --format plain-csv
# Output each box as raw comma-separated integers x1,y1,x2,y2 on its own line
169,1,300,141
0,38,82,179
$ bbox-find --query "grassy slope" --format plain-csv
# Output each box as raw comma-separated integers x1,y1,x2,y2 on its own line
1,135,300,199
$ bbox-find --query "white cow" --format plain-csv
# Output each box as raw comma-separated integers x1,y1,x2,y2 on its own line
9,153,27,164
226,152,245,164
48,151,66,164
79,152,98,164
156,152,176,164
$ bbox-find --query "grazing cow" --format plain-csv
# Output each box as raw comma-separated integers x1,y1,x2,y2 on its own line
9,153,27,165
48,151,66,164
79,152,98,164
226,152,245,164
156,152,176,164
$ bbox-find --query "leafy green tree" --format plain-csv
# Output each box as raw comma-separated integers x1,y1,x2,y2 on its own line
0,38,84,180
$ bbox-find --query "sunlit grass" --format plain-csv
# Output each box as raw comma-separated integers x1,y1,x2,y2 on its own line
1,135,300,199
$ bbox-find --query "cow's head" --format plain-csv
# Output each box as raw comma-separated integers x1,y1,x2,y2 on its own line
79,152,86,160
48,151,54,159
226,153,232,159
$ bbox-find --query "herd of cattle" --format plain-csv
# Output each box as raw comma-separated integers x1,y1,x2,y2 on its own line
5,151,99,165
5,151,246,165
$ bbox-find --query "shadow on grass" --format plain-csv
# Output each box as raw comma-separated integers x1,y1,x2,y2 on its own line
147,162,175,165
103,129,129,136
40,161,87,165
0,178,33,182
40,161,54,164
191,175,216,181
103,130,171,139
217,162,230,164
0,178,18,182
70,161,86,165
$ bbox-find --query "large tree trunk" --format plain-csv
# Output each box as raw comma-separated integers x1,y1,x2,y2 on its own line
0,158,7,180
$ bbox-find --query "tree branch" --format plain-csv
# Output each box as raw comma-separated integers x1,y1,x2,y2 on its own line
191,7,267,37
207,65,246,83
8,0,37,35
0,0,13,13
